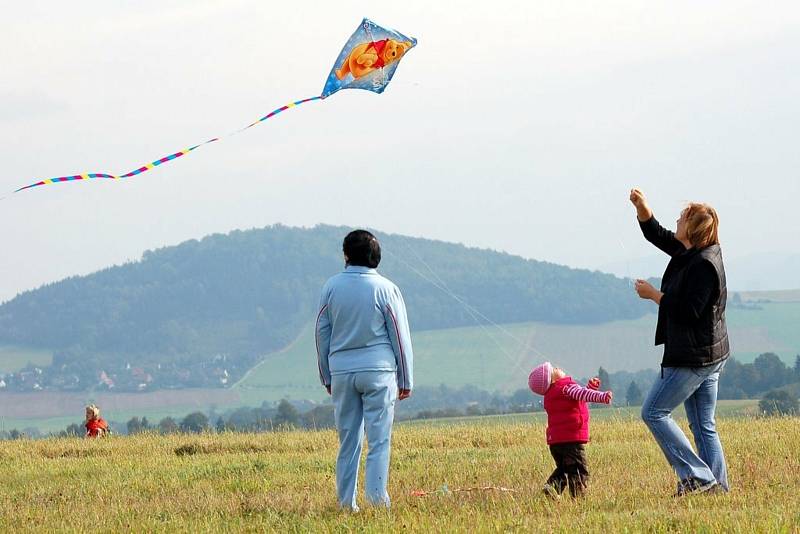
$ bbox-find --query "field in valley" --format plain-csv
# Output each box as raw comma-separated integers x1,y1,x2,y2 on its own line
1,300,797,431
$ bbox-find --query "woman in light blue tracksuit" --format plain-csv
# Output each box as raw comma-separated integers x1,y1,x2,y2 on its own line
315,230,414,511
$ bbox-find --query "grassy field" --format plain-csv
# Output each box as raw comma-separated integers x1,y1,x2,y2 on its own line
234,302,800,403
0,345,52,373
0,413,796,532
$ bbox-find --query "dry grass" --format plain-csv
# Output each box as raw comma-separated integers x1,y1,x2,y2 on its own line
0,416,798,532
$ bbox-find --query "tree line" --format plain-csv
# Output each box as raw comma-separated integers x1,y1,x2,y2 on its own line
2,353,797,440
95,355,800,436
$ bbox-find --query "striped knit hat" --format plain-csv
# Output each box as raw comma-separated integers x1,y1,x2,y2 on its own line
528,362,553,396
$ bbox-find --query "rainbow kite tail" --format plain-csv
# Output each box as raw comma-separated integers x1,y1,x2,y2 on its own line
12,96,324,194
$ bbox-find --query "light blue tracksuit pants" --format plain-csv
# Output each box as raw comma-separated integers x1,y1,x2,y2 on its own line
331,370,397,510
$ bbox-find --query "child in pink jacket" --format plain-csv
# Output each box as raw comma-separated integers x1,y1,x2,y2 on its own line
529,361,613,497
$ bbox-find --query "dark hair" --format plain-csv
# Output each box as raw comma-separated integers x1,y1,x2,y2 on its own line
343,230,381,268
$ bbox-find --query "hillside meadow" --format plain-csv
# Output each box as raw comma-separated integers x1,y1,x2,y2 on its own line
235,301,800,404
0,345,52,374
0,413,797,532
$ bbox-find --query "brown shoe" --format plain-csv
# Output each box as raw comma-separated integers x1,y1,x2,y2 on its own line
674,478,718,497
542,484,561,500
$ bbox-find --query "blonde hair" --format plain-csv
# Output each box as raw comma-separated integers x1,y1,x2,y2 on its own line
85,404,100,421
684,203,720,249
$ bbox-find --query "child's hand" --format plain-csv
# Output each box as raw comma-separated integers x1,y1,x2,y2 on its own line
604,390,613,404
588,377,601,390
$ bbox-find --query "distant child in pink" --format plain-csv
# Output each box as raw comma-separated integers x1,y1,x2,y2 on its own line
528,361,612,497
84,404,109,438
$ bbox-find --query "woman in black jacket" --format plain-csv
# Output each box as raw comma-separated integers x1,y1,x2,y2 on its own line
630,188,729,496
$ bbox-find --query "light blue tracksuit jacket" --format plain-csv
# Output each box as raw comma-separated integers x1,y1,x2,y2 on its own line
315,265,414,509
316,265,413,390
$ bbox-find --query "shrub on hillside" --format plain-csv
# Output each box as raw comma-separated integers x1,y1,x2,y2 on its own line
180,412,209,433
759,390,799,416
719,354,796,399
626,381,643,406
158,417,179,434
301,405,335,429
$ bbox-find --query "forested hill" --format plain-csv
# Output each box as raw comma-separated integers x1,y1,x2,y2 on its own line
0,225,649,391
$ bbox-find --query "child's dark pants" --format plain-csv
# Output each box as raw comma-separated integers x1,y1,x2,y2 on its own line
546,442,589,497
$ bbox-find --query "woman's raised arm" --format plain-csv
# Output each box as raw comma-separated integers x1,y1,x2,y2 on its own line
630,188,685,257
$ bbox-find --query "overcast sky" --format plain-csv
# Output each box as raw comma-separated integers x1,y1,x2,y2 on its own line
2,1,799,303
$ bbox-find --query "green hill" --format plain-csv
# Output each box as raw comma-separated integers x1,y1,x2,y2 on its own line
0,225,648,392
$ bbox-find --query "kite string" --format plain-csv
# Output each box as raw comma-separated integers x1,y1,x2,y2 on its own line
382,243,520,366
393,235,551,362
387,248,537,391
402,240,526,345
390,245,545,388
386,235,550,368
618,238,635,287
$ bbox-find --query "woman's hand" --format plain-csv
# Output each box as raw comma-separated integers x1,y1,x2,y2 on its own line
630,188,653,221
398,389,412,401
635,279,663,304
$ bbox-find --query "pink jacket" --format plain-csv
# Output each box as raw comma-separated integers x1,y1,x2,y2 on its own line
543,376,610,445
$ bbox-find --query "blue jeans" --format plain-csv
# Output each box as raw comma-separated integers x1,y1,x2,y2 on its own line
641,360,729,491
331,371,397,510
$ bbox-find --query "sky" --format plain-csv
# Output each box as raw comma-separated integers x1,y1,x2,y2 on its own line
2,0,799,303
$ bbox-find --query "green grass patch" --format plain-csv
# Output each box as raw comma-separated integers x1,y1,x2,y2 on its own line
4,398,758,438
736,289,800,303
403,400,759,427
2,406,224,435
726,302,800,363
0,345,52,373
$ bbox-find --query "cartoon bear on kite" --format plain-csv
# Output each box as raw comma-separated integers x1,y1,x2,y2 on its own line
335,38,414,81
11,18,416,194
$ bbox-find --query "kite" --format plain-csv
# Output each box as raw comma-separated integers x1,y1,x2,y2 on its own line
12,18,416,194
